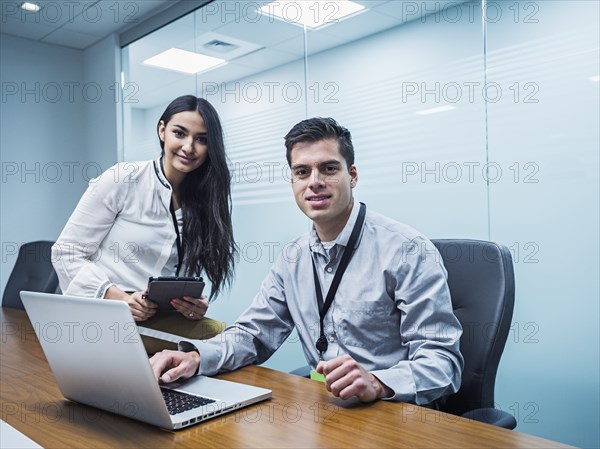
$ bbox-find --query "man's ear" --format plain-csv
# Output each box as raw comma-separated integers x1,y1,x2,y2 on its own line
350,165,358,188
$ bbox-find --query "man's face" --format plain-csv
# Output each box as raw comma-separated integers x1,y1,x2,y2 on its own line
290,138,357,239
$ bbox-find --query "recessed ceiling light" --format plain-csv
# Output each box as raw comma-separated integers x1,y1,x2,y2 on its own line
143,48,226,74
259,0,365,30
589,75,600,82
20,2,40,12
415,106,456,116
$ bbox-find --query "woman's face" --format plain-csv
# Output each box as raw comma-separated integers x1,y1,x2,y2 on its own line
158,110,209,179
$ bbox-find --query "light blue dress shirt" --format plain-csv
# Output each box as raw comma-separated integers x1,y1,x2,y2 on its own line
185,199,463,405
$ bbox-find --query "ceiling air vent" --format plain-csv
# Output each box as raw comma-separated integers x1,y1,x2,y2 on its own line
203,40,240,54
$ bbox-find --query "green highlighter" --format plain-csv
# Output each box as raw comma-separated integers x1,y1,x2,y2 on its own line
310,370,326,382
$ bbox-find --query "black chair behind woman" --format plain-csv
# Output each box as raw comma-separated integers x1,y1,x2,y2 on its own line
2,241,59,309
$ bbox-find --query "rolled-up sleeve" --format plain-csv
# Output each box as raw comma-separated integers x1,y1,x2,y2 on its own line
372,238,463,405
181,258,296,376
52,166,123,298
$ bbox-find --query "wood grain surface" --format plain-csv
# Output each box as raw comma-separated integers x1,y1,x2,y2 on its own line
0,308,574,448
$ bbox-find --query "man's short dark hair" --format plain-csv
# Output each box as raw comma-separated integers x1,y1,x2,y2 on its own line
284,117,354,170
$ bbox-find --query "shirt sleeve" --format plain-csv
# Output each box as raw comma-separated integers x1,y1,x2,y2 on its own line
371,237,464,405
179,258,295,376
51,165,125,298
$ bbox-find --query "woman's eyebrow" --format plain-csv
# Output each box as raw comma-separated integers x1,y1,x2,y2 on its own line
172,124,206,136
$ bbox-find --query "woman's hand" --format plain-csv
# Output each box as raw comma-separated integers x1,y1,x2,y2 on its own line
105,286,157,321
170,295,208,321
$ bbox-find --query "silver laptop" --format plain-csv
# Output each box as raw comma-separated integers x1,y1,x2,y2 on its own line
20,291,271,430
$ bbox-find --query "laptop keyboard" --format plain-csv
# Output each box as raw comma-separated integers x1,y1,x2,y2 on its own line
161,388,216,415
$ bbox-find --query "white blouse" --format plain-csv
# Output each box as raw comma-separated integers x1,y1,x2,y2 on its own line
52,158,183,298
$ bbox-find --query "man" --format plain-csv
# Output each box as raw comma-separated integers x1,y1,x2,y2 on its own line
150,117,463,405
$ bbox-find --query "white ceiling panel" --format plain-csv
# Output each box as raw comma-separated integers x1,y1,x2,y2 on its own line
1,1,75,28
0,0,173,49
126,13,196,64
0,16,58,40
41,28,101,49
59,2,138,36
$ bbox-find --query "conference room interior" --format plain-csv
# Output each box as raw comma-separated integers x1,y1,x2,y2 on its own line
0,1,598,448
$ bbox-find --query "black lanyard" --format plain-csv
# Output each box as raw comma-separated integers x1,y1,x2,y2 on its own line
312,202,366,356
169,198,183,276
160,155,184,276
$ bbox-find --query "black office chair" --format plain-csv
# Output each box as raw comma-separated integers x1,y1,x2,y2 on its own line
432,239,516,429
1,241,59,309
289,238,517,429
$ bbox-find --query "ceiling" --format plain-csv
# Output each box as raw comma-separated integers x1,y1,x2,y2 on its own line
125,0,465,109
0,0,174,49
0,0,467,109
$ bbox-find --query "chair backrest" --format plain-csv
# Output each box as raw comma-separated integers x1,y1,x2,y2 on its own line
2,241,59,309
431,239,515,416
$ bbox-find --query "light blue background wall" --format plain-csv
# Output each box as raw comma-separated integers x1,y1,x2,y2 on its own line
487,2,599,446
0,33,121,293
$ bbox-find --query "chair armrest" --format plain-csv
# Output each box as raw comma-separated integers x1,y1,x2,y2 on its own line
462,408,517,429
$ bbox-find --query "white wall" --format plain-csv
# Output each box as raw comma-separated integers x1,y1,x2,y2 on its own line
0,34,85,291
83,34,122,169
0,33,120,294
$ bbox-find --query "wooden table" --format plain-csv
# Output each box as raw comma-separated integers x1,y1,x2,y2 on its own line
1,308,573,448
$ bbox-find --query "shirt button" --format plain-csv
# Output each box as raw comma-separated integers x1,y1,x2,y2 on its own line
328,335,336,343
326,267,333,273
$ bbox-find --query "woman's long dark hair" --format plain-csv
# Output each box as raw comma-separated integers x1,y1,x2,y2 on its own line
158,95,236,299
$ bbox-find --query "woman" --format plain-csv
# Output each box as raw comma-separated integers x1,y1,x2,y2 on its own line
52,95,236,349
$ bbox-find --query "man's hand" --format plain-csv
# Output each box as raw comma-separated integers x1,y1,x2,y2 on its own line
149,349,200,383
316,354,393,402
105,287,157,321
171,295,208,321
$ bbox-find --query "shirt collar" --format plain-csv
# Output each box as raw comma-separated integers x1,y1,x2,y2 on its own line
309,198,363,252
153,156,172,190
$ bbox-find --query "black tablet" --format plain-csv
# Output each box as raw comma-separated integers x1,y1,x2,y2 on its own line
145,276,205,311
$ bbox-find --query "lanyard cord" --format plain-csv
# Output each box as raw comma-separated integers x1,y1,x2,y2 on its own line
169,198,183,276
159,155,184,276
311,202,366,356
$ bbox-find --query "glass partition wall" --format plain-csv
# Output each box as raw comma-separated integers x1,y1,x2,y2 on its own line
120,2,599,447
